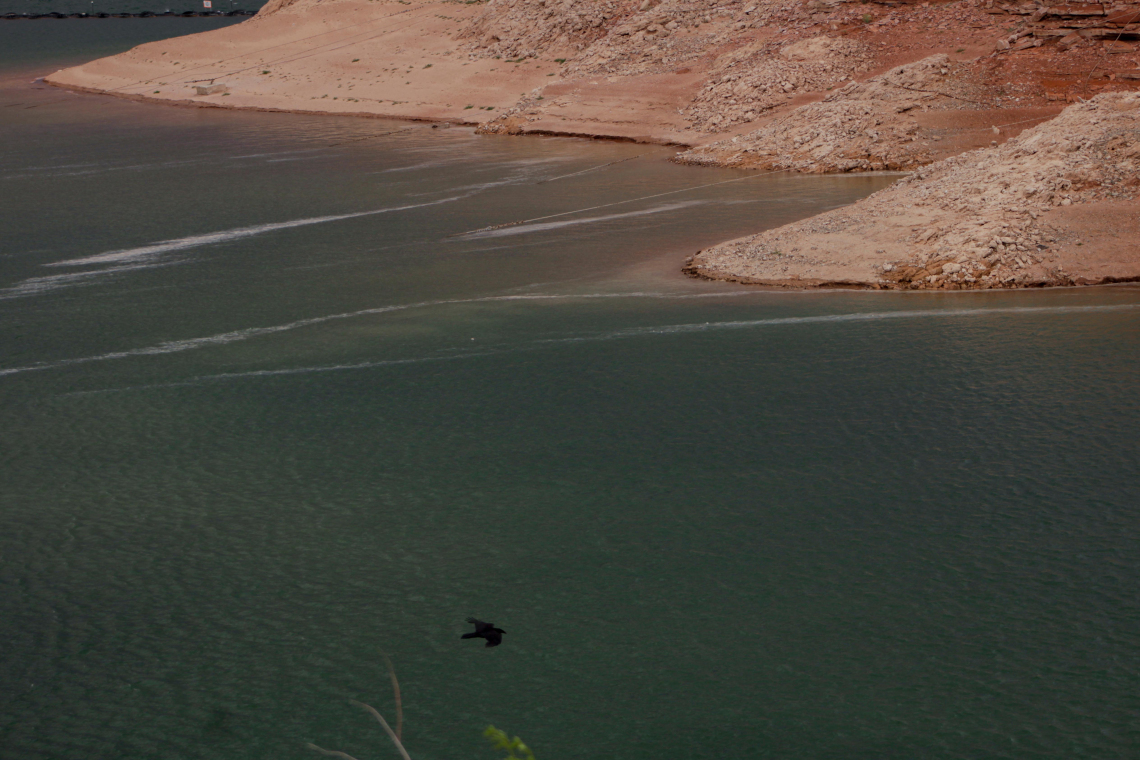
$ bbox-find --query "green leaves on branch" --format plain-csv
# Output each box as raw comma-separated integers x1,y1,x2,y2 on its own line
483,726,536,760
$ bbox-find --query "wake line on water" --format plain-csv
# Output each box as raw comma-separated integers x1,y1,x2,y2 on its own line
458,202,703,239
16,301,1138,384
0,159,203,181
542,303,1140,343
0,291,759,378
0,303,416,377
0,263,169,301
47,196,465,267
1,149,328,181
60,302,1140,394
65,352,508,396
369,154,567,178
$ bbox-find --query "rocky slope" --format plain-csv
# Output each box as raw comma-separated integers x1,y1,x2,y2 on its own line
46,0,1140,149
472,0,1140,146
676,54,991,172
681,32,871,132
456,0,640,60
684,91,1140,289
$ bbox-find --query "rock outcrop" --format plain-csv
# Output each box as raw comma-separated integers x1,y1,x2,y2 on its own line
685,91,1140,289
456,0,640,60
983,0,1140,50
676,54,982,170
681,34,870,132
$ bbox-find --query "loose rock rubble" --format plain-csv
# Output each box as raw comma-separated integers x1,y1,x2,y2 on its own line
563,0,754,77
560,0,839,79
676,54,993,170
457,0,639,60
257,0,305,14
683,34,870,132
685,91,1140,289
461,0,802,79
470,0,1139,145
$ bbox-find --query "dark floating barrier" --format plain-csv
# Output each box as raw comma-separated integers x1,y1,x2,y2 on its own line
2,9,256,19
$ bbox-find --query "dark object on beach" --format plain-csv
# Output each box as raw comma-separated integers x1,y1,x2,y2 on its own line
461,617,505,648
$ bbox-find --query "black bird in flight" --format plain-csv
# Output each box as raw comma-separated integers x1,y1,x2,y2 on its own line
461,617,505,648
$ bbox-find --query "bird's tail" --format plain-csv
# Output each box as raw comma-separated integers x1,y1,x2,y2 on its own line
460,632,480,639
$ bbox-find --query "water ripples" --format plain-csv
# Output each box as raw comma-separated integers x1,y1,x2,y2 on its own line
22,300,1138,389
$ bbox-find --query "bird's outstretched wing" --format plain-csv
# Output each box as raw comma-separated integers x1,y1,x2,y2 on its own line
484,631,503,647
466,617,493,633
460,632,481,639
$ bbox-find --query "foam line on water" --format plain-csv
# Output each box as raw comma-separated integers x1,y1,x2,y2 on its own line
2,161,100,174
504,157,576,165
76,302,1140,391
441,176,537,194
61,351,506,396
0,291,766,377
13,300,1137,383
0,263,166,300
47,196,464,268
460,202,704,239
1,150,330,181
534,303,1140,346
0,303,415,377
228,149,328,160
376,158,468,174
1,158,205,181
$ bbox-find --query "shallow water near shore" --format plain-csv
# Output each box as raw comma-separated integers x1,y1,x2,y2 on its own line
3,22,1140,760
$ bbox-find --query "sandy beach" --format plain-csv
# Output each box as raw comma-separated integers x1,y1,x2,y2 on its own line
44,0,703,144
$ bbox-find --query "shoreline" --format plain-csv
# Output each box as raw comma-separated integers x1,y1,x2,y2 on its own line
44,77,694,145
44,77,480,127
41,0,1140,292
682,258,1140,291
42,0,705,146
685,92,1140,293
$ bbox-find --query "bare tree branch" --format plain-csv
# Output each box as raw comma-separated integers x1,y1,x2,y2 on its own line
306,742,363,760
382,653,404,742
350,700,413,760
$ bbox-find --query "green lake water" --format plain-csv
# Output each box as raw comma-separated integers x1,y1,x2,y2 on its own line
2,20,1139,760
